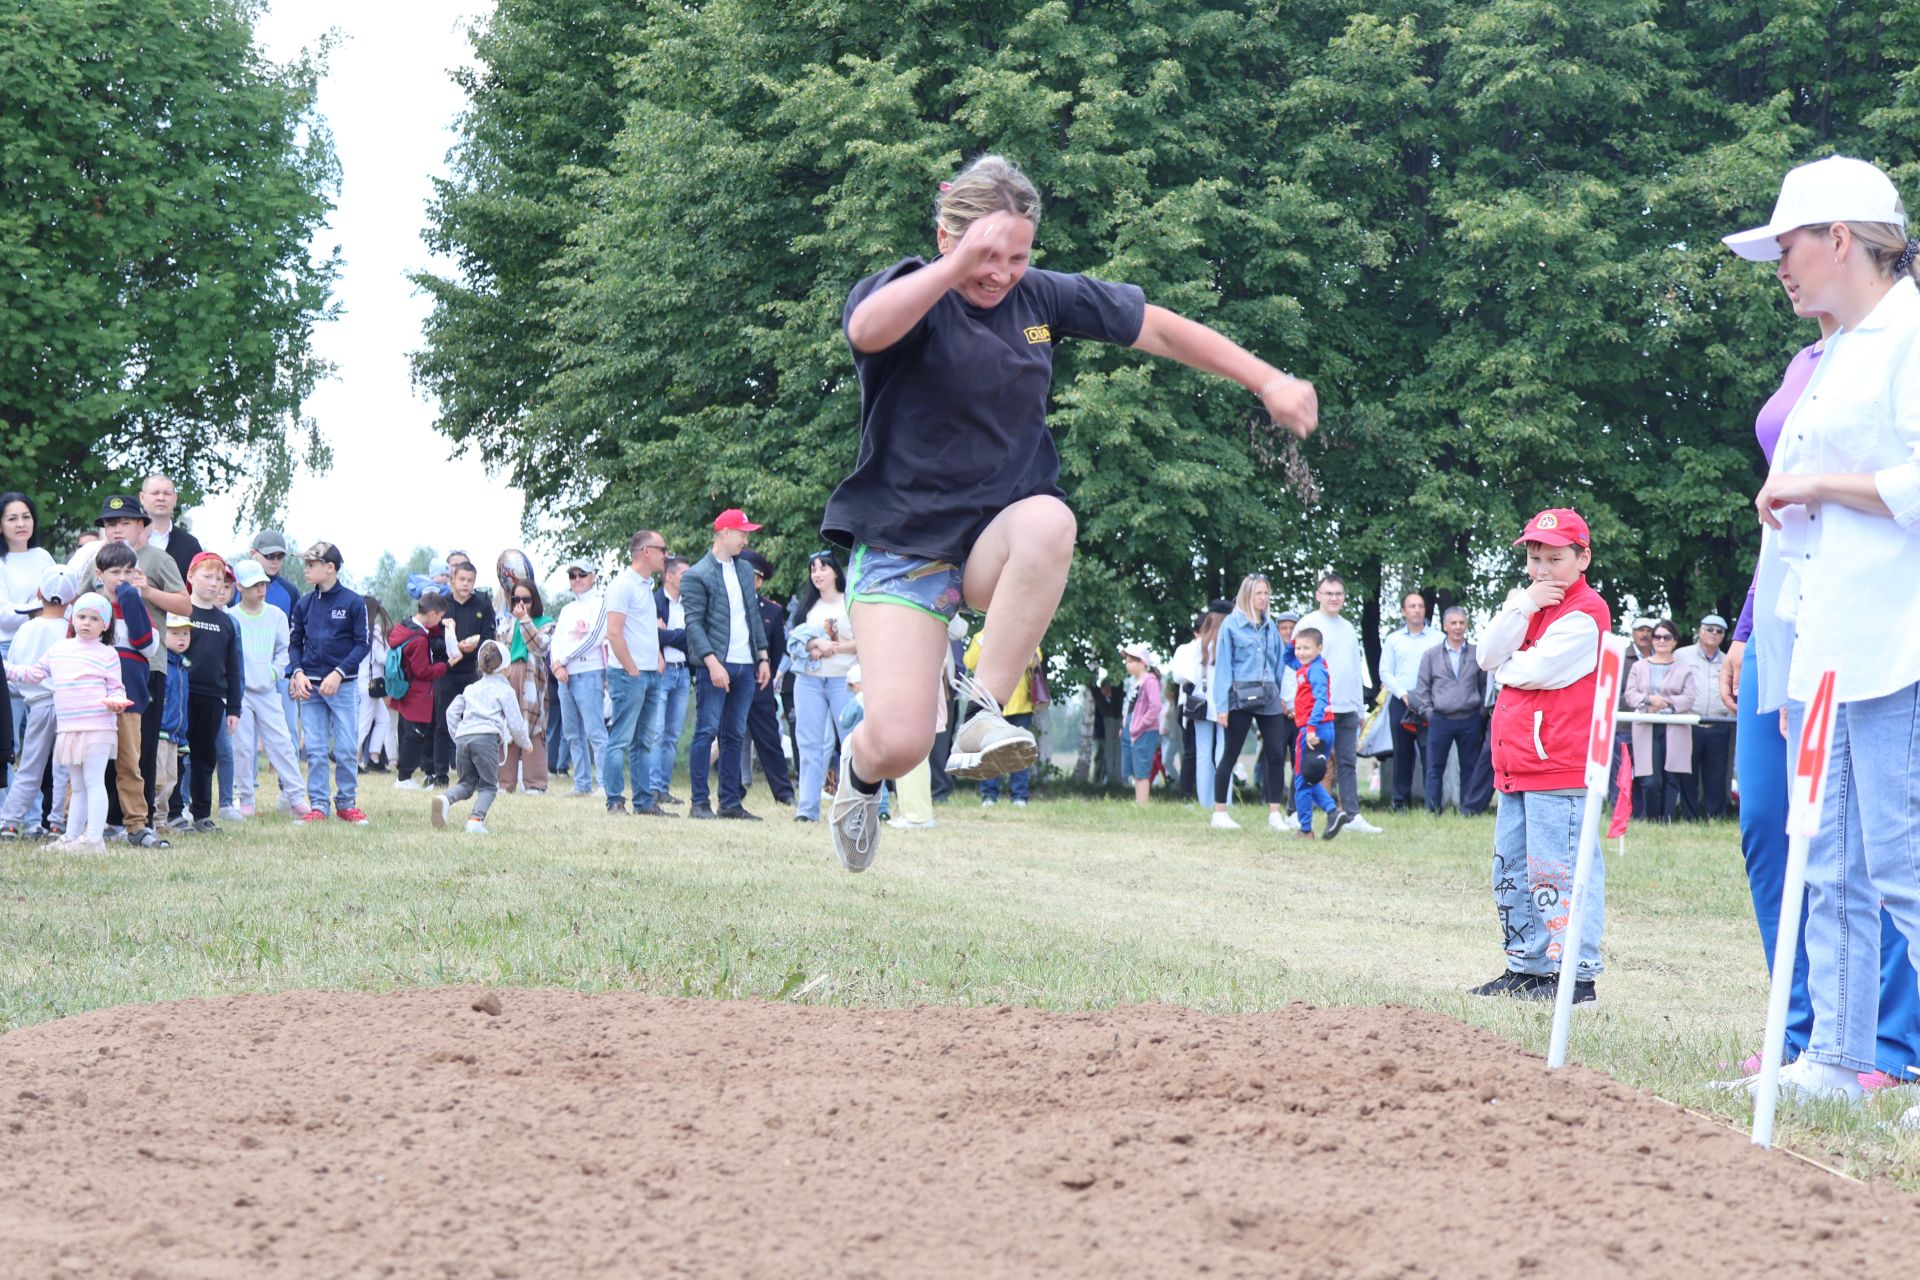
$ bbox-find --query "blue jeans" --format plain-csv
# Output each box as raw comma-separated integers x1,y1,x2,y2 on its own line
560,667,607,795
1192,718,1232,809
980,712,1036,803
298,681,361,815
690,661,755,811
1796,679,1920,1075
651,664,690,797
1492,790,1603,980
603,667,664,808
793,673,852,820
216,721,234,808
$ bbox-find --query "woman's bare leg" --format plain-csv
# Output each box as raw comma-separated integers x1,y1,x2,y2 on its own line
845,601,947,781
960,496,1076,701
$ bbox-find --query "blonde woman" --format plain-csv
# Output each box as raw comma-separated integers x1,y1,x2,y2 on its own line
1206,575,1293,832
1722,155,1920,1115
824,154,1318,871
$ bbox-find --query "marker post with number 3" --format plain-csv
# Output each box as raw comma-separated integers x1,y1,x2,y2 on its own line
1751,668,1841,1149
1547,634,1631,1070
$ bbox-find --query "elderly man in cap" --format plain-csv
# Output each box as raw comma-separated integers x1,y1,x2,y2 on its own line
681,508,771,819
1677,614,1734,818
736,549,794,806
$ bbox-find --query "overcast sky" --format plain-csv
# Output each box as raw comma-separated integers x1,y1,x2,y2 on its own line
186,1,574,593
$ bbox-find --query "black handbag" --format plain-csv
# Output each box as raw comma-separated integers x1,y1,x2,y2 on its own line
1228,679,1281,712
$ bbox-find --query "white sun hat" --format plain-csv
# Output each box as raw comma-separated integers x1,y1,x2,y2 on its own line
1722,156,1905,262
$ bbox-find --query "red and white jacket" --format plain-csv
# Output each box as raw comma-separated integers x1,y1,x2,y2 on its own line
1479,576,1612,793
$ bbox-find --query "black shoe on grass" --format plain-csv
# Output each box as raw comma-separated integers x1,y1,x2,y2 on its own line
1469,970,1552,997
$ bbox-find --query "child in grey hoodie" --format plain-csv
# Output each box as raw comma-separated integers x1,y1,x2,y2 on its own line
431,641,529,834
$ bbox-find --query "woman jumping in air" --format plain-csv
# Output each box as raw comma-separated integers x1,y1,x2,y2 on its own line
824,155,1318,871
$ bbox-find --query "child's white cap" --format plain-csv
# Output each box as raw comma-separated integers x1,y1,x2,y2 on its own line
37,567,79,605
72,592,114,625
233,559,268,589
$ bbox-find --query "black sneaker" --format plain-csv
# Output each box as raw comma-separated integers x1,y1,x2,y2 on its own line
1516,974,1598,1004
1322,810,1351,843
718,806,761,821
1469,971,1551,997
632,801,671,817
605,798,629,816
655,790,684,807
688,805,717,820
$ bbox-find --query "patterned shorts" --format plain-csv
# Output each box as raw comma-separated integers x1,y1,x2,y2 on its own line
849,544,966,622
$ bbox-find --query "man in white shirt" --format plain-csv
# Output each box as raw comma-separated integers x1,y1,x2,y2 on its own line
1380,591,1443,812
1676,613,1733,818
550,557,609,799
139,473,203,582
1296,573,1382,833
602,531,669,817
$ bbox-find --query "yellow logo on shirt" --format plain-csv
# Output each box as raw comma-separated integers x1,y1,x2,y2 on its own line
1023,325,1051,345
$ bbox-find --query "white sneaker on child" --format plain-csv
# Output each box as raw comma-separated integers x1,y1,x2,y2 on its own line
464,818,489,835
394,778,421,791
431,795,449,829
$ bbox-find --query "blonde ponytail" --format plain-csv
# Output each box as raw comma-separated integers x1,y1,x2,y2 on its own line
934,154,1041,240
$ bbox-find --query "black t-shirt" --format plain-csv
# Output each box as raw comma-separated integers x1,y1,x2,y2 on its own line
431,588,497,687
823,258,1146,562
185,604,243,718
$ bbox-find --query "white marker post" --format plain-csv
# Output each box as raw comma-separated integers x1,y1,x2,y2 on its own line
1547,634,1629,1070
1752,668,1840,1149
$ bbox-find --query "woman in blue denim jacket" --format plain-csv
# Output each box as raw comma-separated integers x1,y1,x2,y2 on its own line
1206,575,1291,832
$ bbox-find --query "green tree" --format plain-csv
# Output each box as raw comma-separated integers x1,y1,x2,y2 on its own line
0,0,340,532
416,0,1920,676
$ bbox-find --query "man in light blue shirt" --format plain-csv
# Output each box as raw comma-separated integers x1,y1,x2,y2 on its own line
1380,591,1443,811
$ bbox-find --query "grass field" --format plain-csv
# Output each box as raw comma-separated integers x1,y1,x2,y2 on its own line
4,764,1917,1186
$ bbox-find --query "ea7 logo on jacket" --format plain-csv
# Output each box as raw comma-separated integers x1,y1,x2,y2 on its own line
1023,325,1051,344
330,608,349,620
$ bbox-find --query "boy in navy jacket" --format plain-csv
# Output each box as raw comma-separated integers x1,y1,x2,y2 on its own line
289,542,372,825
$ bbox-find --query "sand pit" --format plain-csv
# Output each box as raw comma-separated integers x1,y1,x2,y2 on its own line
2,991,1915,1277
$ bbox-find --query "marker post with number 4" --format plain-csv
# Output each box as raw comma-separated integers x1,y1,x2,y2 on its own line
1751,668,1840,1149
1547,634,1631,1070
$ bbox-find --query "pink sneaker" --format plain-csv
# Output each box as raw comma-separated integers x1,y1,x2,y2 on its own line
1858,1070,1906,1093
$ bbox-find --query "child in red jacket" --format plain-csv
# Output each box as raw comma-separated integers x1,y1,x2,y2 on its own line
1471,508,1612,1004
389,591,461,789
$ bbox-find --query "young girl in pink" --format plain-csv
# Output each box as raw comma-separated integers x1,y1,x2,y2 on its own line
5,592,131,850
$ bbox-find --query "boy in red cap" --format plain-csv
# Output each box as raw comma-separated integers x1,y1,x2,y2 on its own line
1470,508,1613,1004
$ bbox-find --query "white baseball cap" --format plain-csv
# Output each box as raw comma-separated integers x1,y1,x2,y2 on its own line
1722,156,1906,262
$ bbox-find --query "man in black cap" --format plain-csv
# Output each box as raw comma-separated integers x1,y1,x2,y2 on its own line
738,549,793,807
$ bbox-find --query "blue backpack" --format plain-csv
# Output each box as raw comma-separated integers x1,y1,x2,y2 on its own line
384,624,416,702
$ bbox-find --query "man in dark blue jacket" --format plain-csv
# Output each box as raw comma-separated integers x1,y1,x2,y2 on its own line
650,555,690,807
288,541,372,825
739,550,793,805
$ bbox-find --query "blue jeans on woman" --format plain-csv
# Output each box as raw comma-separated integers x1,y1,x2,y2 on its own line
793,673,852,820
1192,718,1232,809
1793,678,1920,1076
559,667,607,795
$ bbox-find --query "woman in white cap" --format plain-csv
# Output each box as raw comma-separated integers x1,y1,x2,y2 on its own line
1722,155,1920,1116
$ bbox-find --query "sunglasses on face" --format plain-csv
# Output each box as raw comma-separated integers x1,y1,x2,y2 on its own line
567,569,593,579
1654,633,1677,642
513,596,534,605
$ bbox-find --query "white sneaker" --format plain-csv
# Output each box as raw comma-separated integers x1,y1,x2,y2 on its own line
431,795,449,829
945,672,1039,781
219,806,246,823
887,817,937,830
1896,1104,1920,1133
394,778,421,791
1752,1057,1865,1104
828,737,882,873
981,798,997,808
1011,799,1026,809
1346,814,1384,835
464,818,489,835
1267,811,1288,831
1209,810,1241,830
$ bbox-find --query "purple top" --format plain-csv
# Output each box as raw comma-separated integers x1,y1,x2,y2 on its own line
1734,342,1823,643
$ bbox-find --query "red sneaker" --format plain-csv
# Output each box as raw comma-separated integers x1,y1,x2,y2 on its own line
298,809,328,825
336,807,371,827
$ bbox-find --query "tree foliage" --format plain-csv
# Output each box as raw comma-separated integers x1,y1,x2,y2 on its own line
0,0,340,532
414,0,1920,677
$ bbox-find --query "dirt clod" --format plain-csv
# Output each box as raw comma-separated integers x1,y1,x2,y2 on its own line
470,992,502,1017
0,988,1914,1277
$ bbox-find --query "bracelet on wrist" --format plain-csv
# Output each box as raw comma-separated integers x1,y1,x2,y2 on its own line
1257,375,1293,396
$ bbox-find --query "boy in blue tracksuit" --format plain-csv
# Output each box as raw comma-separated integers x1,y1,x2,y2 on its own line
288,541,371,824
1289,627,1347,839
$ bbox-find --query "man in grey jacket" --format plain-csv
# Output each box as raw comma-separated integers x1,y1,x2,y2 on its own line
1413,606,1487,816
679,509,772,819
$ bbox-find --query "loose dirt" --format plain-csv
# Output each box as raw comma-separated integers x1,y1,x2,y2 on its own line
2,990,1914,1277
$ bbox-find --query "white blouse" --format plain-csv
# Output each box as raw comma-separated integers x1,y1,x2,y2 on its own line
1757,276,1920,708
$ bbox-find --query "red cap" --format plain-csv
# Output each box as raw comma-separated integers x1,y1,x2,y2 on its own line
188,550,235,581
1512,508,1590,548
712,508,762,532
